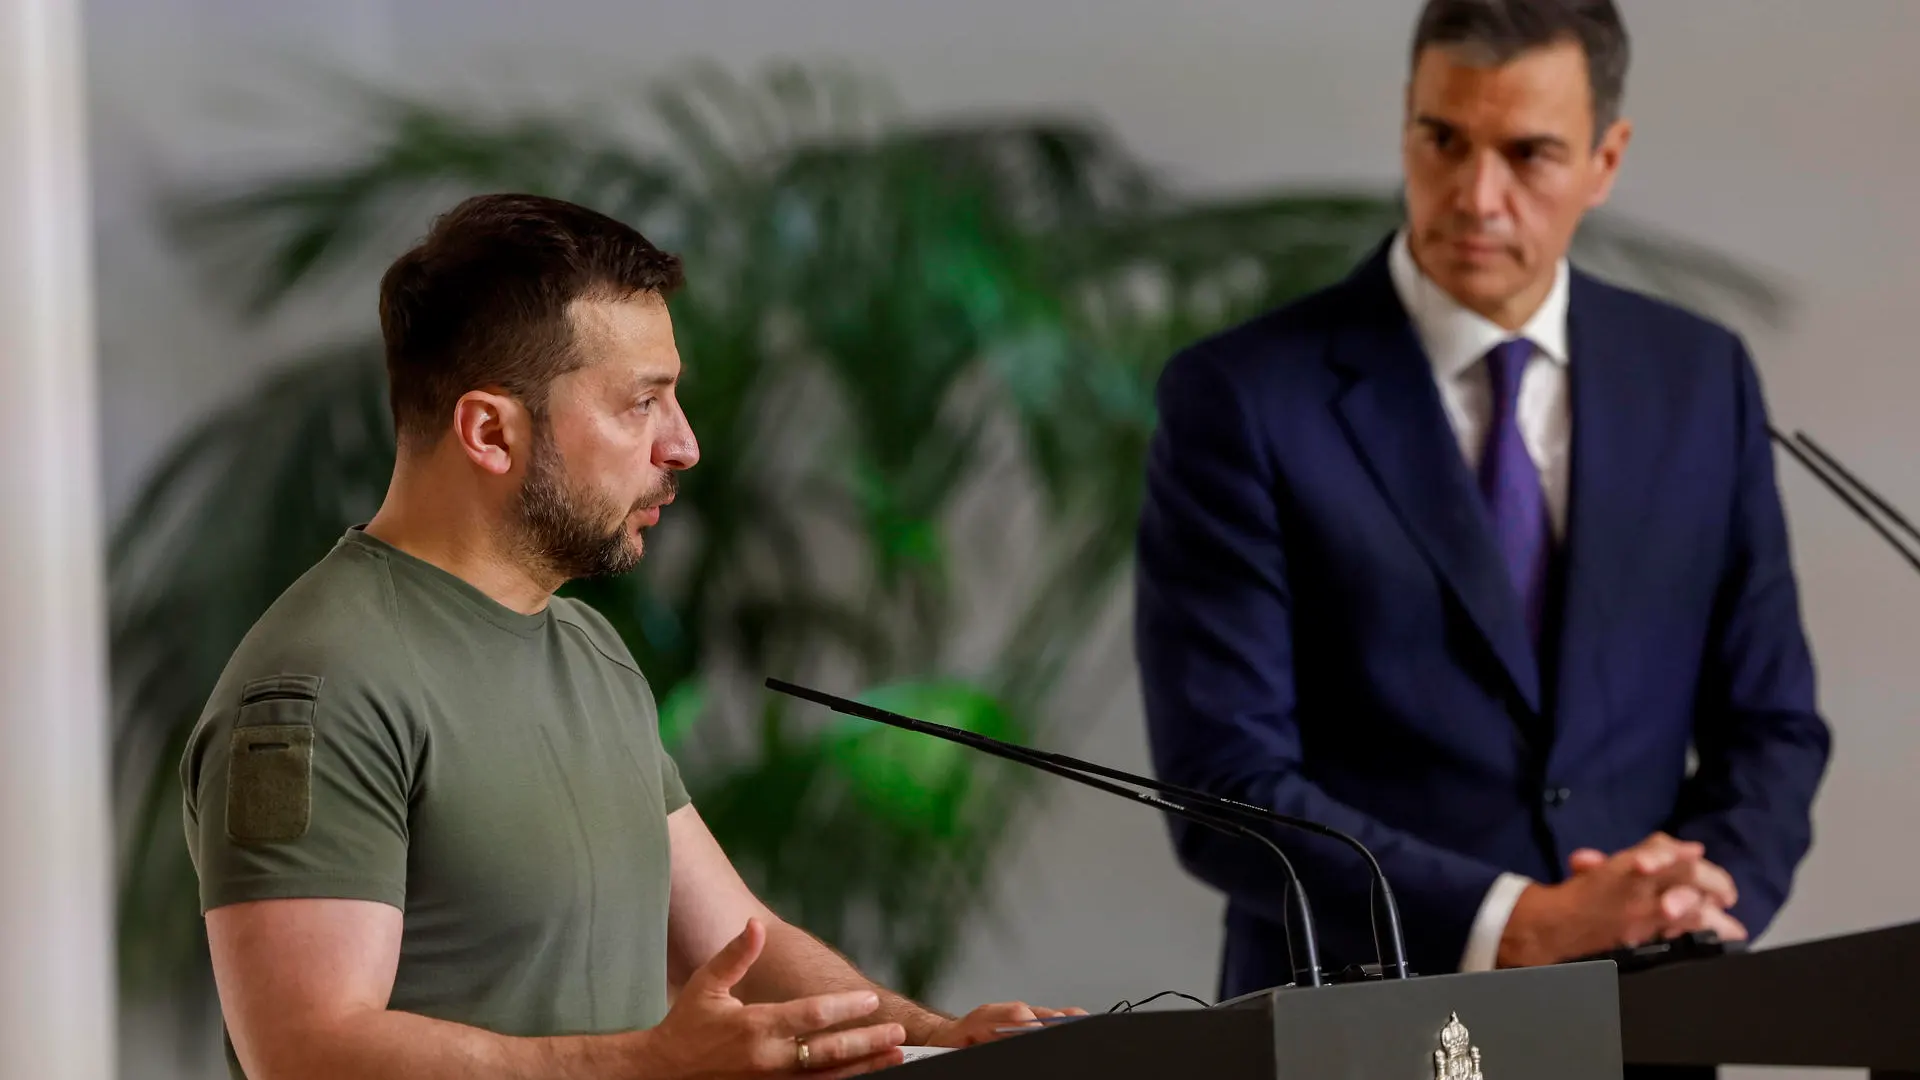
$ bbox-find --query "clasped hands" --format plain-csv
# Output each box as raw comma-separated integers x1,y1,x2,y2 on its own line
1498,832,1747,968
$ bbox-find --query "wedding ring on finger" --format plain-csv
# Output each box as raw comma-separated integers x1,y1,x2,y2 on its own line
795,1036,812,1069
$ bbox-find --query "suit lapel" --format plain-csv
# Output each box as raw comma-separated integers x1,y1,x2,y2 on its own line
1546,274,1665,769
1329,253,1542,715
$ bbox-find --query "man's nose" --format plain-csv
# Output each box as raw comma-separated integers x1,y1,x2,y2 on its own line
1454,151,1511,221
658,411,699,471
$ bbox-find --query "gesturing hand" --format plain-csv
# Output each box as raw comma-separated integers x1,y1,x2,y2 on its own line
641,919,906,1078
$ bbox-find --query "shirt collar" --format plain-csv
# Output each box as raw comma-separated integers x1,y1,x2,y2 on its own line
1387,228,1571,382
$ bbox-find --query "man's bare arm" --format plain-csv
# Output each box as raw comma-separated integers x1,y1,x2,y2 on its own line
666,805,1082,1048
662,805,947,1041
207,898,901,1080
208,898,650,1080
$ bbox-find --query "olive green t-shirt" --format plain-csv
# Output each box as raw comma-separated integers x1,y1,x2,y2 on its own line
181,527,689,1078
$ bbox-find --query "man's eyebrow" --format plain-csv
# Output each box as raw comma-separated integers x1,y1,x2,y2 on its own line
1415,114,1570,153
1507,133,1571,153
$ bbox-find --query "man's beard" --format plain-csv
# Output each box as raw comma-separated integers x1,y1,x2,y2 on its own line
510,428,675,584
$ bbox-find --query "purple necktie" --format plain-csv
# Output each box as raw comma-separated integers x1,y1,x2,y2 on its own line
1479,338,1550,644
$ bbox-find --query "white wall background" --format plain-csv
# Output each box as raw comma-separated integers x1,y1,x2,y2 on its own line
89,1,1920,1076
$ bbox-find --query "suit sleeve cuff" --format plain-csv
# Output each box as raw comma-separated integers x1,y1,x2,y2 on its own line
1458,872,1533,973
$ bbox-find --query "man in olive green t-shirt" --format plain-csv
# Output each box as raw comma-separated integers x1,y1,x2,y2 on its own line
181,193,1078,1080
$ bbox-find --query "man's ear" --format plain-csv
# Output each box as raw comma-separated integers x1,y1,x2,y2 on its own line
451,390,527,477
1585,117,1633,209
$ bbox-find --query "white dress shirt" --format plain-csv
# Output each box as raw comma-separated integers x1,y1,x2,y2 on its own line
1385,230,1572,971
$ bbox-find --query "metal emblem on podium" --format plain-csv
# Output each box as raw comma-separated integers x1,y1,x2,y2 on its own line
1433,1011,1483,1080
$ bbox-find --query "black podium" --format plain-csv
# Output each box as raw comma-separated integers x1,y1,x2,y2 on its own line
1620,920,1920,1079
898,961,1622,1078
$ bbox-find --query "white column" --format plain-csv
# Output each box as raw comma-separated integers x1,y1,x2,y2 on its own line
0,0,116,1075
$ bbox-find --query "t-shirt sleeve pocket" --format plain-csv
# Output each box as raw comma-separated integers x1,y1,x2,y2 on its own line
226,675,323,844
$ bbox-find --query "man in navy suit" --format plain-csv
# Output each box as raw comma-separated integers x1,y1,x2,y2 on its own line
1135,0,1830,995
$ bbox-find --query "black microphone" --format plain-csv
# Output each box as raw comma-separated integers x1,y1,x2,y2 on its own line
1770,427,1920,578
767,677,1341,987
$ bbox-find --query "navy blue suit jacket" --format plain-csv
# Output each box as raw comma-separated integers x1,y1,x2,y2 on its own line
1134,241,1831,995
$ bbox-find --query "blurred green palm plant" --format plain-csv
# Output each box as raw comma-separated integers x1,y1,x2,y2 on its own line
111,60,1786,1024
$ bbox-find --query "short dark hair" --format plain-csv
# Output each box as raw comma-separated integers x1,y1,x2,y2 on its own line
377,193,684,448
1412,0,1630,137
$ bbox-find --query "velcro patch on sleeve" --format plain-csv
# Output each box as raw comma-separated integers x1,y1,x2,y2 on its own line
224,675,322,844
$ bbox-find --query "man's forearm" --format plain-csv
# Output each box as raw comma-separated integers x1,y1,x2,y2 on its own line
872,986,951,1045
236,1008,656,1080
742,919,950,1043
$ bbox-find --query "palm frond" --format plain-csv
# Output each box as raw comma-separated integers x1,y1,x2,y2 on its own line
1573,214,1791,329
171,105,686,315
